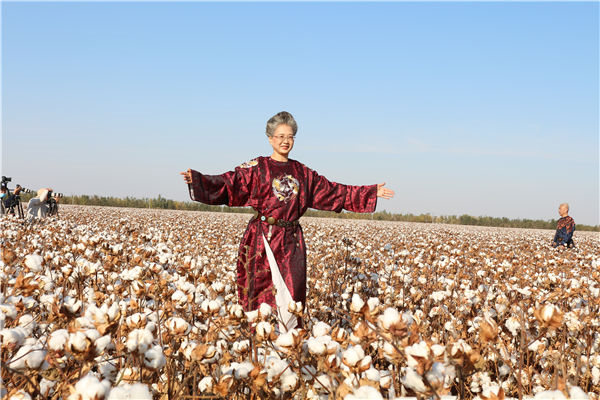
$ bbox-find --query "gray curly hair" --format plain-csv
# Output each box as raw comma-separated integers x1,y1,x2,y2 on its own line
266,111,298,137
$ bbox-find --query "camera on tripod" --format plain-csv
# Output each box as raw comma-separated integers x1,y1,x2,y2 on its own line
1,176,25,218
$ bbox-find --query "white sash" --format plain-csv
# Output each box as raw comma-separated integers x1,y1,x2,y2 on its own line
262,234,297,332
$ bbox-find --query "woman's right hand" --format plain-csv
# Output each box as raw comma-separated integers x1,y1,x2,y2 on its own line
180,169,192,184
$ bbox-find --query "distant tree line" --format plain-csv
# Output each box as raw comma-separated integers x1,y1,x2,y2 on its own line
17,193,599,232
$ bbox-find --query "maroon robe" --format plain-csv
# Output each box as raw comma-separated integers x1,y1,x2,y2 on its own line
188,156,377,311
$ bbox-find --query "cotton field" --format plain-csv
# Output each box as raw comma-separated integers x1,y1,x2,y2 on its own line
1,205,599,400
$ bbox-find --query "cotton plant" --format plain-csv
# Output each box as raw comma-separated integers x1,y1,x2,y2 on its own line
0,206,599,399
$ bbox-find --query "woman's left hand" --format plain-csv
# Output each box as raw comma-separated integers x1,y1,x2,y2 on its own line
377,183,395,199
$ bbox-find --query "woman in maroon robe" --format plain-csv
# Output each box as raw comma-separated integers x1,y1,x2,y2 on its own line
181,111,394,330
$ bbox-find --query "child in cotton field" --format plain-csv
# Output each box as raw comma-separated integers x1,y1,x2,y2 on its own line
181,111,394,331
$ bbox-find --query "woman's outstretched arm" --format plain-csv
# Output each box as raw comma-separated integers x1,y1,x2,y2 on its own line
180,165,254,207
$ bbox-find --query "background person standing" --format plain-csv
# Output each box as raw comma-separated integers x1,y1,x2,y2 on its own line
552,203,575,248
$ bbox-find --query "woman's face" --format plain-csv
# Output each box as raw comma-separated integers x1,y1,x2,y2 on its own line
268,124,295,159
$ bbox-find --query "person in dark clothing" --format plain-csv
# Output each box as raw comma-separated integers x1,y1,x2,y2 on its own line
552,203,575,248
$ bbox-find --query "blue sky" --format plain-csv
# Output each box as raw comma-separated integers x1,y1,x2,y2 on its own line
2,1,598,224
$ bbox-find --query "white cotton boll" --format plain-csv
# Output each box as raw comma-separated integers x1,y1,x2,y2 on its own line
287,301,303,313
256,321,272,339
122,266,144,282
327,340,340,354
232,339,250,353
246,310,258,323
402,367,427,393
166,317,191,335
342,344,364,367
450,339,473,358
63,296,82,314
40,294,56,311
9,344,46,370
106,383,152,400
349,332,361,344
499,363,511,377
25,344,46,369
18,314,36,336
198,376,214,392
276,331,296,348
592,367,600,385
430,291,448,302
208,300,221,313
68,374,110,400
362,367,380,382
49,329,69,351
94,335,112,355
74,316,95,330
280,371,298,392
1,327,26,347
505,316,520,336
344,385,384,400
211,281,225,293
24,254,43,272
350,294,364,313
379,307,401,330
201,345,220,364
301,365,317,381
568,386,590,399
126,313,147,328
8,390,31,400
68,331,90,352
367,297,379,312
312,321,331,337
258,303,272,318
528,340,543,352
98,360,118,381
431,344,445,357
481,385,502,399
144,345,166,369
40,378,56,397
265,356,289,381
313,374,333,392
405,341,430,368
126,329,154,353
306,336,330,356
533,390,567,400
106,302,120,321
171,290,187,306
0,304,18,319
228,304,244,319
541,304,556,321
425,362,446,388
84,328,101,343
234,361,254,379
359,355,372,371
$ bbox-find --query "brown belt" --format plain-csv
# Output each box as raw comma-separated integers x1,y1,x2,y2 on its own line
254,213,299,227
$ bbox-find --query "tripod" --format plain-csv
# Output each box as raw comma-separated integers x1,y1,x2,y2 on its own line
1,193,24,219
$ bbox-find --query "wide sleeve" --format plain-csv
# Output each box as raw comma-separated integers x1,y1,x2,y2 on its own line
188,166,253,207
307,169,377,213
